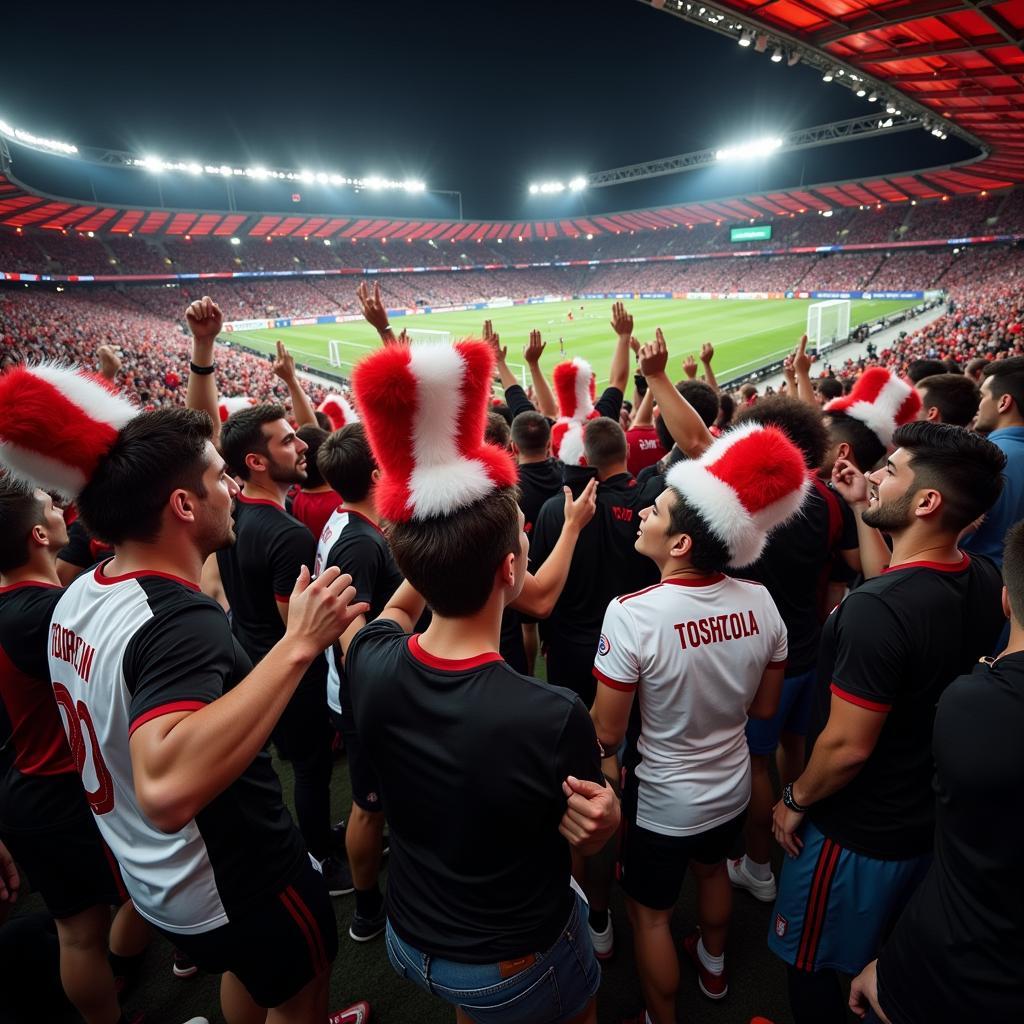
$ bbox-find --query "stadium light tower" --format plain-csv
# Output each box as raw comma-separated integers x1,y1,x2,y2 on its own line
715,136,782,161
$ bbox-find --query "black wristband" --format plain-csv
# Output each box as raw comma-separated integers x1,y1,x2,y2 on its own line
782,782,811,813
189,362,215,375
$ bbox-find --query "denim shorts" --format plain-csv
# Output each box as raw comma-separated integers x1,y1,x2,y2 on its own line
385,890,601,1023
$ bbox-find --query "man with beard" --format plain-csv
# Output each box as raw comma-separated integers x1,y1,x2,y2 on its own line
0,363,371,1024
769,422,1007,1024
217,405,347,893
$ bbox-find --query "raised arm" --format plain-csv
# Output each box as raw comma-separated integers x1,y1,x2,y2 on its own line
378,579,429,634
699,342,719,393
357,281,399,346
630,378,656,429
512,480,597,618
793,335,818,408
607,301,633,395
483,320,519,391
129,567,368,834
272,340,318,428
525,329,558,418
185,295,223,447
640,330,713,458
96,345,122,384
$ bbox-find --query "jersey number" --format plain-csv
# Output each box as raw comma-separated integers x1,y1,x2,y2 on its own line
53,683,115,815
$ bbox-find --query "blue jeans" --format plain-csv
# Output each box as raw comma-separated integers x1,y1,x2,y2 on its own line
385,891,600,1023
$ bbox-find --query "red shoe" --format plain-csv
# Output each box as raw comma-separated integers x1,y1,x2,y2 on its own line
682,930,728,1000
329,1001,370,1024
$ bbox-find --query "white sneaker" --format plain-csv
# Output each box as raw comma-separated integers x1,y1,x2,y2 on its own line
727,856,777,902
588,917,614,960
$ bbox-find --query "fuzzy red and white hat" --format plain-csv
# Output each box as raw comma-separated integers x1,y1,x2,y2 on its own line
218,395,257,422
317,393,359,431
0,363,138,497
551,358,599,464
352,339,518,522
824,367,920,447
665,422,809,568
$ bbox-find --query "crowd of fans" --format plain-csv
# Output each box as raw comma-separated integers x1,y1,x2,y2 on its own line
1,188,1021,278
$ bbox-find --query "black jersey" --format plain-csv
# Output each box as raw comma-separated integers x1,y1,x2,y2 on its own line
808,553,1004,859
48,563,307,934
217,495,326,679
0,582,88,830
530,466,659,647
347,618,605,962
877,654,1024,1024
517,458,564,540
730,476,857,674
313,506,402,716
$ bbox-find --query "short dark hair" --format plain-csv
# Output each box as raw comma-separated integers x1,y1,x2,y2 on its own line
736,395,828,470
314,411,333,431
316,424,377,503
485,411,511,449
656,381,719,451
583,417,627,470
296,425,329,489
1002,520,1024,622
740,384,758,401
666,490,731,573
826,411,886,471
943,358,962,374
510,411,550,457
78,408,212,545
907,358,948,384
0,479,45,574
966,357,988,380
893,420,1006,532
816,378,843,401
220,404,287,480
715,393,735,429
388,488,521,617
982,356,1024,415
490,403,513,427
917,374,980,427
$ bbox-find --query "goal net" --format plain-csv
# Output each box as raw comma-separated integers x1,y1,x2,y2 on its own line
807,299,851,355
404,328,452,345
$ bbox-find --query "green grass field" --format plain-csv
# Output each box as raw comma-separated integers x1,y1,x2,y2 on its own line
227,297,916,387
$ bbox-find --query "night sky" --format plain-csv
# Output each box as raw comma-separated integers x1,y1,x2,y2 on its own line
0,1,976,219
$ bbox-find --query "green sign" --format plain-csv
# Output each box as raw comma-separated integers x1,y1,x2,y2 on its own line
730,225,772,242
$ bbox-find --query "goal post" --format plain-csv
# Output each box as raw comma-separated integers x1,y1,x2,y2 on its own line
807,299,851,356
404,328,452,345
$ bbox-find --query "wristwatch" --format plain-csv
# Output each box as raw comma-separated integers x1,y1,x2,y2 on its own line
782,782,810,813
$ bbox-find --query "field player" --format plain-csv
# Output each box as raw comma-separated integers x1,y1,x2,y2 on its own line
0,362,372,1024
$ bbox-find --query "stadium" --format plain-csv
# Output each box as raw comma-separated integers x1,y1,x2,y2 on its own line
1,2,1023,1024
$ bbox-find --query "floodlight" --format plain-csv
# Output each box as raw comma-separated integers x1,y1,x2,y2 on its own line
822,70,834,82
738,28,753,47
868,92,878,102
230,237,241,245
248,166,268,180
299,170,315,184
586,233,594,240
715,137,783,161
323,239,332,246
856,87,867,97
771,46,783,63
569,176,588,192
315,172,329,184
364,176,385,190
822,210,833,218
141,155,164,172
328,174,343,186
219,165,232,176
403,179,426,193
529,184,540,194
885,102,896,114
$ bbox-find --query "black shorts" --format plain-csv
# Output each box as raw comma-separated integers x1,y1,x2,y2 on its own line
329,708,382,814
162,854,338,1008
619,810,747,911
0,807,126,920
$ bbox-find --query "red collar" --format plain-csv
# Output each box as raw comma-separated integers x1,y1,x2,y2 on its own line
407,633,504,671
883,552,970,575
93,560,200,592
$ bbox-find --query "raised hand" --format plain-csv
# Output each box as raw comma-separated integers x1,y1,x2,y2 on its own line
563,479,598,533
97,344,122,381
682,354,698,380
524,329,546,366
285,565,370,663
396,327,410,345
831,457,870,506
185,295,223,342
629,337,641,363
356,281,391,334
482,319,507,363
638,329,669,379
610,301,633,339
782,354,797,386
793,334,812,375
700,342,714,365
559,776,620,850
272,339,296,382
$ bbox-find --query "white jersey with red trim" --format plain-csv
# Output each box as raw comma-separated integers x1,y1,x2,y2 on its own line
594,573,787,836
47,562,306,934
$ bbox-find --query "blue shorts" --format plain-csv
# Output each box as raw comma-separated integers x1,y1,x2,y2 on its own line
768,820,929,975
385,890,600,1024
745,667,816,755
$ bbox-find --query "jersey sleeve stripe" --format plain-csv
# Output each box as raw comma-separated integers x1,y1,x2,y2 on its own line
592,666,637,692
274,594,291,603
128,700,209,736
829,683,892,713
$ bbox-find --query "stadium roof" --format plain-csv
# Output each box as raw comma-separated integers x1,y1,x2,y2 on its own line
678,0,1024,192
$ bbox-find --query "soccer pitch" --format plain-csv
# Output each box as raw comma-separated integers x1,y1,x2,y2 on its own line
226,298,917,387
